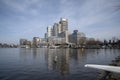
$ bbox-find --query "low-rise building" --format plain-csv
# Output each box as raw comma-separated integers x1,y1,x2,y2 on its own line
47,36,65,46
69,30,86,46
32,37,41,48
19,39,31,48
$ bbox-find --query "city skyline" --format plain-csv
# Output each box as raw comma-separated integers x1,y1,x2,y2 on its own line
0,0,120,43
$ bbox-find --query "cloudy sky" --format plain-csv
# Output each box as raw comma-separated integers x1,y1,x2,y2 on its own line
0,0,120,43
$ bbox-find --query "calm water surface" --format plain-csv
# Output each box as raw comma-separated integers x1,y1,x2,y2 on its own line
0,48,120,80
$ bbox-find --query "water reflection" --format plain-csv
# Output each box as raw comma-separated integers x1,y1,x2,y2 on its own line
45,48,70,76
19,48,32,60
19,48,48,59
32,48,37,59
18,48,120,79
70,49,87,64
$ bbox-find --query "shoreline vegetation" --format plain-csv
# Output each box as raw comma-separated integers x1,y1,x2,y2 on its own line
97,56,120,80
20,38,120,49
1,38,120,49
1,41,120,49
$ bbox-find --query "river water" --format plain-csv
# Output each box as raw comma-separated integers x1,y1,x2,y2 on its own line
0,48,120,80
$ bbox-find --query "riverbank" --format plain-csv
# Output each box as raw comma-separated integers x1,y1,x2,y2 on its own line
97,56,120,80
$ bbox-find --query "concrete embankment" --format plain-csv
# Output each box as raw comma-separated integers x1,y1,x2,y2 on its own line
97,56,120,80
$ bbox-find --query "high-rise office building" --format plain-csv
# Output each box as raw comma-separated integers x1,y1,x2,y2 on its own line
59,31,69,43
53,23,58,36
59,18,68,32
45,18,69,44
53,23,62,37
45,33,47,39
65,31,69,43
47,26,53,37
58,23,62,33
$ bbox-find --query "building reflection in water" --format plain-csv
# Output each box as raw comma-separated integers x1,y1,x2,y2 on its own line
19,48,32,61
32,48,38,59
19,48,38,59
19,48,88,76
45,48,88,76
45,48,70,76
70,49,86,64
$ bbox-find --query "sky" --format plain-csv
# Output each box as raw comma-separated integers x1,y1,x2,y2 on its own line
0,0,120,44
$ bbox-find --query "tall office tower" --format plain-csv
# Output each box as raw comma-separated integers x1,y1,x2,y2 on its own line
58,23,62,33
53,23,62,37
47,26,53,37
63,31,69,43
53,23,58,36
44,33,47,39
59,18,68,32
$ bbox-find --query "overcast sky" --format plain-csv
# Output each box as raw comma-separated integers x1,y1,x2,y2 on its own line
0,0,120,43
